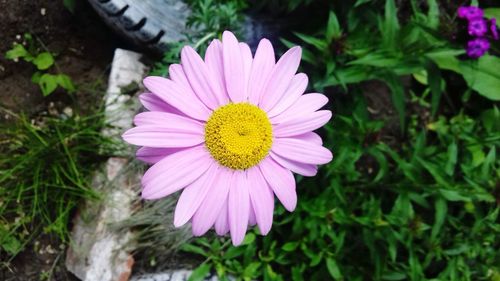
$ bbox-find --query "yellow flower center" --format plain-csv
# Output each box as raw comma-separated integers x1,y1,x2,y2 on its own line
205,103,273,170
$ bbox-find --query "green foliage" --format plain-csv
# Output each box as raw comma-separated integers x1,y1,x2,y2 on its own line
0,108,117,258
151,0,248,77
4,33,76,96
142,0,500,280
164,1,500,280
186,0,247,36
183,97,499,280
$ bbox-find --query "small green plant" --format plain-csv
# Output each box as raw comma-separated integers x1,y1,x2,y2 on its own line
186,0,247,36
5,33,75,96
151,0,248,77
0,107,117,259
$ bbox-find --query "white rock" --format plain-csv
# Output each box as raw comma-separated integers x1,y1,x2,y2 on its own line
66,49,146,281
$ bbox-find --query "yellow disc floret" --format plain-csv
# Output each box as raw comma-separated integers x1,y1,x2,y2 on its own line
205,103,273,170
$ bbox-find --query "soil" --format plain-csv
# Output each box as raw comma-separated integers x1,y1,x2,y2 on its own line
0,0,127,280
0,0,129,119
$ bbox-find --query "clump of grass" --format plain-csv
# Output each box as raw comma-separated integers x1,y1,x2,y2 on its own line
0,107,118,259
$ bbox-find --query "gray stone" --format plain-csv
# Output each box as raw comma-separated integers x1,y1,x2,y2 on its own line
131,270,220,281
66,49,147,281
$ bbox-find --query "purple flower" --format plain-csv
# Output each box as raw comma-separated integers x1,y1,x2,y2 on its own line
491,18,499,40
468,18,488,36
467,38,490,59
458,6,484,20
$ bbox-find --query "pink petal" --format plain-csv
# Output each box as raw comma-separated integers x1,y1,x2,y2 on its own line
169,64,214,116
295,132,323,145
271,93,329,124
267,73,308,117
132,111,203,127
247,167,274,235
270,151,318,177
123,125,204,148
192,168,232,236
259,47,302,111
272,138,332,165
248,204,256,226
174,164,219,227
273,110,332,137
248,39,275,105
139,93,181,114
215,198,229,235
228,171,250,246
181,46,221,109
258,157,297,212
124,112,204,148
222,31,247,103
240,42,253,101
169,64,196,95
141,146,212,199
205,39,229,105
143,76,211,121
136,147,185,164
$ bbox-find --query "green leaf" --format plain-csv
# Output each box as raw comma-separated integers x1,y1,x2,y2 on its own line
416,157,449,187
241,232,255,245
426,49,463,72
39,73,58,96
382,73,406,130
181,244,207,256
223,246,245,259
326,258,342,279
348,53,401,68
431,197,447,241
57,74,76,92
445,141,458,176
354,0,372,7
484,8,500,23
429,52,500,100
282,241,300,252
243,262,261,278
460,55,500,101
294,32,327,51
439,189,471,202
426,0,439,28
1,235,22,255
31,71,42,83
425,60,442,116
188,263,211,281
382,272,407,280
33,52,54,70
5,44,29,60
326,11,341,42
468,145,485,167
381,0,400,50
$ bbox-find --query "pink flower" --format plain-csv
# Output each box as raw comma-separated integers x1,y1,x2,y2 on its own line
467,38,490,59
468,18,488,36
458,6,484,20
123,31,332,246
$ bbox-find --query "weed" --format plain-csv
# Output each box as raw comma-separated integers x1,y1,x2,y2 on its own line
5,33,75,96
0,107,118,259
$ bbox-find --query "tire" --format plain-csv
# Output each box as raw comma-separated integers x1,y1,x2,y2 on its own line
87,0,286,53
87,0,191,53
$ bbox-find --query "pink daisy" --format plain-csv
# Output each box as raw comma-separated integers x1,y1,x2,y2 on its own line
123,31,333,246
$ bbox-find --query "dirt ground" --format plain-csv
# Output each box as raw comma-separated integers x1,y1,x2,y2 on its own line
0,0,127,119
0,0,126,280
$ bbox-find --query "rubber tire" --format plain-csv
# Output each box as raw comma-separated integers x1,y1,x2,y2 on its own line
87,0,191,53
